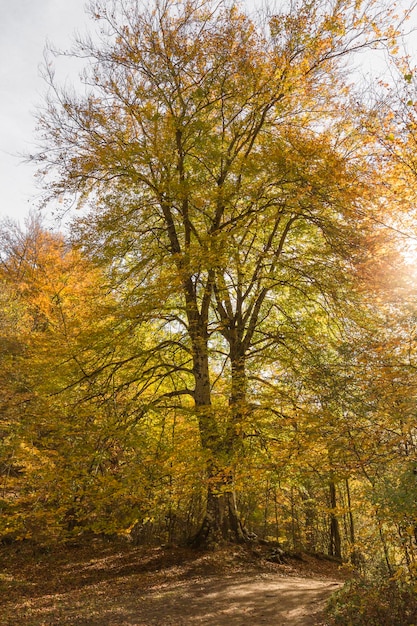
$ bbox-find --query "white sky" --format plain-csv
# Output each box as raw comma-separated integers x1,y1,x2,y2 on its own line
0,0,89,227
0,1,416,229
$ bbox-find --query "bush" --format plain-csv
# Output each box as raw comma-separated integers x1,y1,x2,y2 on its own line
326,576,417,625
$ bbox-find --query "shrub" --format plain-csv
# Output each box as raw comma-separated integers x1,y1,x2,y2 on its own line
326,576,417,625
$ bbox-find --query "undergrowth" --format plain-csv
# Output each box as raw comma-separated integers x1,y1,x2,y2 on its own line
325,575,417,626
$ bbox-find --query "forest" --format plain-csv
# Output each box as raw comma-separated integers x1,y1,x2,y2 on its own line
2,0,417,622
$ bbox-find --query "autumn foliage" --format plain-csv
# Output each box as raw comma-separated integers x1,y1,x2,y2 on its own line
1,9,417,620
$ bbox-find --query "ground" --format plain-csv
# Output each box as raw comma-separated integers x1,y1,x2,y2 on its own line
0,539,348,625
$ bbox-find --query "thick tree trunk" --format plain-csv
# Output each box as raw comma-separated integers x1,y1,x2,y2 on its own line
191,465,246,547
190,333,246,547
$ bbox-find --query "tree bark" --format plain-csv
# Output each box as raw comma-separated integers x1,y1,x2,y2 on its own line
190,331,246,547
329,479,342,559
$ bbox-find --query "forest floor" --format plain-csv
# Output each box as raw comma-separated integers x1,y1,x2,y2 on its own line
0,538,349,625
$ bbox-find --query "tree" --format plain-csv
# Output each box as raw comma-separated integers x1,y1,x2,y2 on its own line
0,215,135,540
34,0,403,545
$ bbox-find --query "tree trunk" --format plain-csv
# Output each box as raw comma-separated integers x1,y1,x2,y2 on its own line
190,333,246,547
329,479,342,559
191,464,246,547
345,478,362,565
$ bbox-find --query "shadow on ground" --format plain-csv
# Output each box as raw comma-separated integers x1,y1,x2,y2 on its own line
0,540,344,625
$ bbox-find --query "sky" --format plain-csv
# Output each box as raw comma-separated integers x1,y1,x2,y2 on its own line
0,0,89,227
0,0,416,230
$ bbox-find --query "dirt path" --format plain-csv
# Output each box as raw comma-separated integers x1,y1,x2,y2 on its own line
120,572,341,625
0,541,344,625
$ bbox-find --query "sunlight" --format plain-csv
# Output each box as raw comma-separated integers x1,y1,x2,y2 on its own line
401,240,417,267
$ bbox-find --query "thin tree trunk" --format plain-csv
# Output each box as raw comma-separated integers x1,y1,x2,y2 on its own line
329,479,342,559
377,514,393,576
345,479,355,545
345,478,362,565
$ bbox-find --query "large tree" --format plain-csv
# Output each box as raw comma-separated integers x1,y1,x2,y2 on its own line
34,0,401,545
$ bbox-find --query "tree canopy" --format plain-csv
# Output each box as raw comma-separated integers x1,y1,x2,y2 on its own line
1,1,417,583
